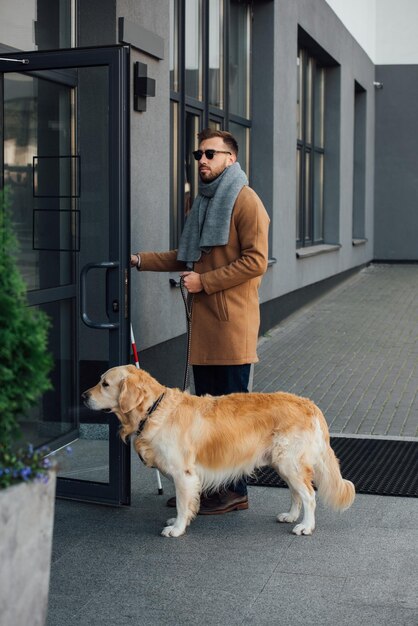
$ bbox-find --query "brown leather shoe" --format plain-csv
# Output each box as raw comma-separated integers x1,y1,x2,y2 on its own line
198,490,249,515
166,491,249,514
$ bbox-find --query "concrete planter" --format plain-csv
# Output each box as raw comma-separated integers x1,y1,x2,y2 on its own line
0,472,56,626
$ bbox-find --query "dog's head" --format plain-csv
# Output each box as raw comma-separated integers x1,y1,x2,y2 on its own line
82,365,165,440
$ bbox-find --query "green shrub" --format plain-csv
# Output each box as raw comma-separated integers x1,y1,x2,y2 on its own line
0,188,53,484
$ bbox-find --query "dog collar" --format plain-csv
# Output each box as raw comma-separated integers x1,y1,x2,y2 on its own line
136,392,165,437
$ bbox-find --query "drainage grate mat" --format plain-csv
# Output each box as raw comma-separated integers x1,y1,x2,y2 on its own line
247,437,418,497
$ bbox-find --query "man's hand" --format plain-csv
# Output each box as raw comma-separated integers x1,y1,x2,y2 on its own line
180,271,203,293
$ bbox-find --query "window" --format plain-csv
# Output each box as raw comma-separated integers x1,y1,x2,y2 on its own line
353,81,366,241
296,48,325,246
170,0,252,248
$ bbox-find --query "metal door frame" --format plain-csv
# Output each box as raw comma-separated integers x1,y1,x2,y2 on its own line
0,46,131,505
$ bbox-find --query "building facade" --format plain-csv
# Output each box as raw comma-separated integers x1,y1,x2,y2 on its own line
0,0,415,504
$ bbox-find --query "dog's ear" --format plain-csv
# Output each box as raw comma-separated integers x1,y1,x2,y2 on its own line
119,376,144,413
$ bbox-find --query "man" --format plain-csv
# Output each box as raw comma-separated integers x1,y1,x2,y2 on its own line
131,129,270,514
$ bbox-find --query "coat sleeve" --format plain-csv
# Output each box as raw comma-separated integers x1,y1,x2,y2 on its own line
136,250,187,272
200,189,270,295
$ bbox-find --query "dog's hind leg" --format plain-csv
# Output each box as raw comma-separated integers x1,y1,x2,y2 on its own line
275,481,302,524
161,470,201,537
274,460,316,536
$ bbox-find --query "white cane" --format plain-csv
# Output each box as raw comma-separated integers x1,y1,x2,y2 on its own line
130,323,163,495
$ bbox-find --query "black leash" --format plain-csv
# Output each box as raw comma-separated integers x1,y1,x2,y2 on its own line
136,392,166,437
179,275,194,392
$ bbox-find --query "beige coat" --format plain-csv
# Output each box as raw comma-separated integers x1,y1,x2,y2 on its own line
137,186,270,365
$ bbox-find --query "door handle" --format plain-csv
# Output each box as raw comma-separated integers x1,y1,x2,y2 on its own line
80,261,120,329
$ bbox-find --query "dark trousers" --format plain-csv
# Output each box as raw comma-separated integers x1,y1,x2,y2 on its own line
192,364,251,496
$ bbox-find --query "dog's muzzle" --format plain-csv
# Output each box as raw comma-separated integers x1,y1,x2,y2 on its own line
81,391,113,413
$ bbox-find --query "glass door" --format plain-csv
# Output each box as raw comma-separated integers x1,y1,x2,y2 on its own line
0,46,130,505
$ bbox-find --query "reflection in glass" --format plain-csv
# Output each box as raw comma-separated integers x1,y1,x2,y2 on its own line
0,0,72,51
229,0,250,118
3,72,73,291
297,53,303,141
296,148,301,240
170,101,179,248
209,119,222,131
304,151,311,242
353,84,366,239
229,122,249,178
170,0,179,92
305,57,313,144
185,113,200,221
55,428,109,483
18,299,76,448
185,0,202,100
209,0,223,109
314,67,325,148
33,155,80,198
313,152,324,242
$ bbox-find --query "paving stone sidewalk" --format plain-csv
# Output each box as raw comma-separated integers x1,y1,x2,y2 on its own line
45,263,418,626
254,264,418,440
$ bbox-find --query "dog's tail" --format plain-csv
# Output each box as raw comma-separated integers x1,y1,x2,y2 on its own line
315,440,355,511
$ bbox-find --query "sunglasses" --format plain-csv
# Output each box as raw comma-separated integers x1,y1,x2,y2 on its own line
192,149,231,161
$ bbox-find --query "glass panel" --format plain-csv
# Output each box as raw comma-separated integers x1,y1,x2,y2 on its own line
304,151,311,243
313,152,324,242
297,52,303,141
209,0,223,109
6,64,112,484
184,112,200,221
4,72,74,290
54,427,109,482
0,0,72,51
170,101,179,248
305,56,313,145
170,0,179,92
63,65,110,484
185,0,202,100
229,122,249,178
229,0,250,118
296,148,301,241
209,118,222,130
19,299,76,447
314,67,325,148
353,86,366,239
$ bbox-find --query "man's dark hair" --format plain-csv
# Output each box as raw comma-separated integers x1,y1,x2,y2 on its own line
197,129,239,156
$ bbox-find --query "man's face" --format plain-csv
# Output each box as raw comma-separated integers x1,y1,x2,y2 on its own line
197,137,236,183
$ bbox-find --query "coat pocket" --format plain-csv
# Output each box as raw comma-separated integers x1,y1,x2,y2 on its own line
215,290,229,322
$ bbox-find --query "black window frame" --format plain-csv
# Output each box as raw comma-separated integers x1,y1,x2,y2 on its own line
296,47,325,248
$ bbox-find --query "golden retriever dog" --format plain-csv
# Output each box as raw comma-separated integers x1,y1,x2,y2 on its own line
82,365,355,538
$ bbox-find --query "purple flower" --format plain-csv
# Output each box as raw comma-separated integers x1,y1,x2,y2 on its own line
20,467,32,481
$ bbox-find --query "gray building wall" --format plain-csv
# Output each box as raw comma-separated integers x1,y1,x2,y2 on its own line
374,65,418,261
111,0,376,382
259,0,375,313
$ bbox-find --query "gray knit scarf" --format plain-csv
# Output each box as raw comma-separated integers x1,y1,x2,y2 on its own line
177,162,248,266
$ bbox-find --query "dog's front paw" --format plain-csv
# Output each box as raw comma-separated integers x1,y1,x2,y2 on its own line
161,524,185,538
277,512,299,523
292,523,314,536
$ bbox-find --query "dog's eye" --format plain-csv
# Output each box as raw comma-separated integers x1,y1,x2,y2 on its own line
102,381,109,388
